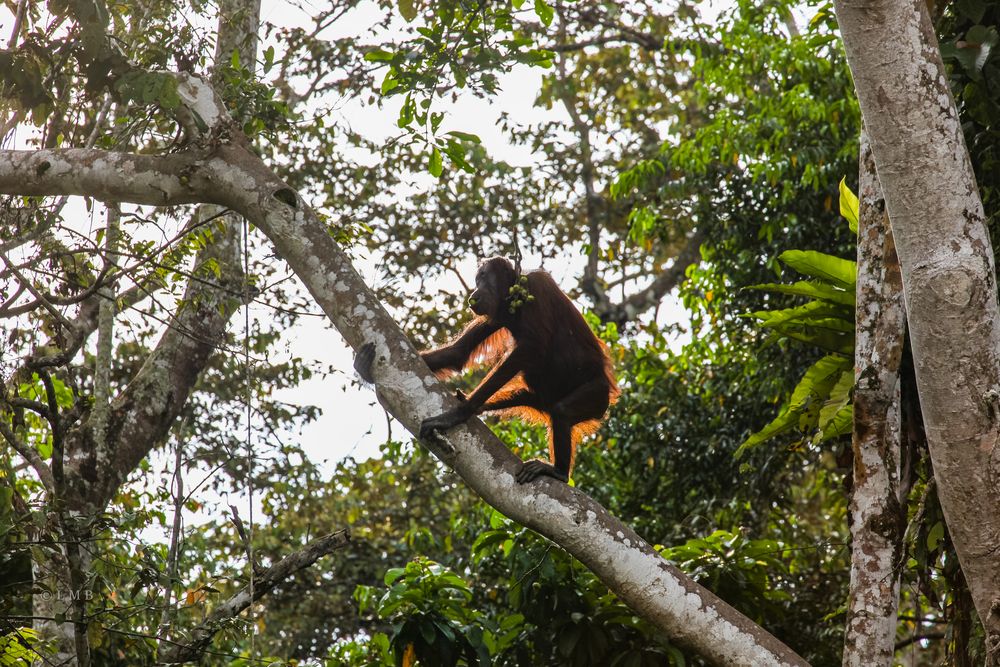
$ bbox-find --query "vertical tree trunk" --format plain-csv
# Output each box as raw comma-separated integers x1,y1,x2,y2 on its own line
834,0,1000,655
843,131,906,665
29,1,259,661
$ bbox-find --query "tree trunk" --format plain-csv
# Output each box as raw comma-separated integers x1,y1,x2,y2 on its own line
834,0,1000,655
843,131,906,665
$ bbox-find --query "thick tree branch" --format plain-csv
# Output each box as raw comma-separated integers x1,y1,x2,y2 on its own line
0,73,805,663
0,133,806,666
0,148,220,206
157,529,351,665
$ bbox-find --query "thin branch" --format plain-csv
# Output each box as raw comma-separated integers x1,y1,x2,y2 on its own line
37,370,63,491
6,0,27,49
0,248,76,331
0,418,56,493
895,632,945,651
543,32,663,52
158,435,185,639
4,395,50,418
594,227,707,326
157,529,351,665
0,283,26,314
0,263,112,317
228,505,260,574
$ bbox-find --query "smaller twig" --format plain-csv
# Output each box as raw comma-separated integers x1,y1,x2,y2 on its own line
444,260,471,293
3,395,50,419
894,631,944,651
36,370,63,490
6,0,26,49
159,437,186,640
512,544,554,591
0,248,75,331
0,419,55,493
0,283,26,314
228,505,260,574
0,263,113,318
157,529,351,665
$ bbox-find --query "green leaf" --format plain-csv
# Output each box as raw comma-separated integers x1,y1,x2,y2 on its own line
839,178,859,233
428,146,443,178
364,49,396,63
534,0,554,26
818,370,854,431
38,436,53,460
398,0,418,22
471,530,510,560
398,95,414,128
419,618,436,644
747,300,852,328
926,522,945,551
444,130,481,143
380,71,399,95
443,141,474,173
557,623,582,657
820,404,852,440
746,280,855,307
955,0,988,22
778,250,856,289
764,324,854,355
432,619,456,642
738,354,852,454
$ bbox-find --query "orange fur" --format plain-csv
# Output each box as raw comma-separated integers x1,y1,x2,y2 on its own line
467,326,513,370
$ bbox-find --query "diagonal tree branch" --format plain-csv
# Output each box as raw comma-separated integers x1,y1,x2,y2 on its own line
157,529,351,665
0,128,807,664
0,418,56,493
592,227,706,326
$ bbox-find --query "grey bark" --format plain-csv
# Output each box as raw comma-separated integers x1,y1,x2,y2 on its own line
91,202,119,450
834,0,1000,655
843,131,906,665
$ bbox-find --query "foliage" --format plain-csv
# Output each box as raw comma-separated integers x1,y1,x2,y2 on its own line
939,0,1000,234
662,530,792,620
355,558,491,666
0,628,41,665
739,181,858,453
365,0,555,172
